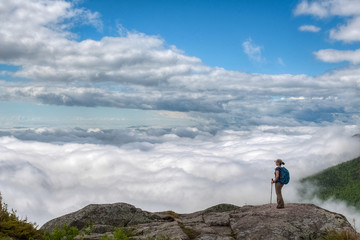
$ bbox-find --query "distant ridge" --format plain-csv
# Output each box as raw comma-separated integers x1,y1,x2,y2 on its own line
300,156,360,209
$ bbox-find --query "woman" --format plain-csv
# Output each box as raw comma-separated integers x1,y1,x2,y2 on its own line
272,159,285,209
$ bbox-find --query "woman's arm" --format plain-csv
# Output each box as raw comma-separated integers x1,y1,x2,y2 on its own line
272,170,280,183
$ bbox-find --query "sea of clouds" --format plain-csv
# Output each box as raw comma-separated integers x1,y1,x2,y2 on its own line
0,125,359,226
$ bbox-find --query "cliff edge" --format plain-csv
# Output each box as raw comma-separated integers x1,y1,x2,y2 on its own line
41,203,356,240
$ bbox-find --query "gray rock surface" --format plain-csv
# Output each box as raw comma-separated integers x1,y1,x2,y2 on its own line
41,202,165,233
41,202,356,240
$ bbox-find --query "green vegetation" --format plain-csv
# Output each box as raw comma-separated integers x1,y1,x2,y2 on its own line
300,156,360,209
43,224,79,240
0,191,136,240
0,192,43,240
0,192,174,240
101,228,129,240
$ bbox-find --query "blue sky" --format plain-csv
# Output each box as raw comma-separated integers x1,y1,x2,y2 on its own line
76,0,352,75
0,0,360,227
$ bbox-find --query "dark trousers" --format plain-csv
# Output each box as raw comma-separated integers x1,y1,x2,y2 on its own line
275,182,284,208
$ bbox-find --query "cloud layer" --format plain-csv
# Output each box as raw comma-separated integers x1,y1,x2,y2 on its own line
1,125,359,226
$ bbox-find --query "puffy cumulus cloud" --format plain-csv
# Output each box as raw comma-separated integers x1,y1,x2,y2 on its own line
294,0,360,18
314,48,360,64
0,0,102,63
294,0,330,18
295,0,360,65
295,0,360,42
13,34,206,85
330,16,360,42
0,125,359,225
299,25,321,32
0,0,206,86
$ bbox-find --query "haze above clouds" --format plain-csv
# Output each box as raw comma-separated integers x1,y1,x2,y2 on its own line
0,0,359,226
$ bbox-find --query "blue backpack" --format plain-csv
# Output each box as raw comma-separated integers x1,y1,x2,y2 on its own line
280,167,290,184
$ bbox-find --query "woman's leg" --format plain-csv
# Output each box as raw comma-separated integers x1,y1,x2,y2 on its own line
275,182,284,208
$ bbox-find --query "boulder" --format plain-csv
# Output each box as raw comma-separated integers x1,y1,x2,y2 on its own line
41,202,166,233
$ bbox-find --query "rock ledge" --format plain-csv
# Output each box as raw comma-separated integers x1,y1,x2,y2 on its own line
41,203,356,240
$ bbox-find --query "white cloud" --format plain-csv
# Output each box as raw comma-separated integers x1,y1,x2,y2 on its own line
314,48,360,64
0,0,205,85
294,0,330,18
10,33,206,85
330,16,360,42
1,64,359,125
294,0,360,18
242,38,265,63
2,55,359,126
0,0,102,62
295,0,360,42
0,0,358,126
0,125,359,226
299,25,321,32
295,0,360,66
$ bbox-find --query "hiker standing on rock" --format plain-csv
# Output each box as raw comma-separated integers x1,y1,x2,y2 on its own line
272,159,285,209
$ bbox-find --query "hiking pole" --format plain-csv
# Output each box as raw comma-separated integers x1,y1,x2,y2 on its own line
270,178,273,208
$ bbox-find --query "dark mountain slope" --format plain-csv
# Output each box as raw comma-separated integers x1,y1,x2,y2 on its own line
300,156,360,208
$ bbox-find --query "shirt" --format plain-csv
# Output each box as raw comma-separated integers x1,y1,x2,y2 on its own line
274,167,282,183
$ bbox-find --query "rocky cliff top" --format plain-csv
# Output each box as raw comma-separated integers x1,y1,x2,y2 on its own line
41,202,356,240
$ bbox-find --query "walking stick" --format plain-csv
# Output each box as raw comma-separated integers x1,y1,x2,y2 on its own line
270,178,273,208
